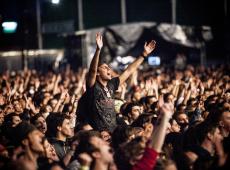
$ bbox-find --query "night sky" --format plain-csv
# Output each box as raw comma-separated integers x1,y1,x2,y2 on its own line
0,0,229,60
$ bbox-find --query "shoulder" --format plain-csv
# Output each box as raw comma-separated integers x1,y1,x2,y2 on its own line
108,77,120,90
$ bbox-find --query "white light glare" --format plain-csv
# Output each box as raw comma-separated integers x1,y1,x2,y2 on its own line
2,22,17,29
52,0,60,4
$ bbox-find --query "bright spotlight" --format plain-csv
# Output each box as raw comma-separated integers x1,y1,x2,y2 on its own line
51,0,60,4
2,21,18,33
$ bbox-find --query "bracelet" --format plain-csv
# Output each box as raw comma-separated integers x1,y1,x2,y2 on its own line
142,51,148,57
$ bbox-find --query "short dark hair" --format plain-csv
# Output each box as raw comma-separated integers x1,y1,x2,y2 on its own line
123,102,141,117
14,121,37,146
30,113,44,125
112,125,134,149
131,113,153,128
46,113,70,137
74,130,101,156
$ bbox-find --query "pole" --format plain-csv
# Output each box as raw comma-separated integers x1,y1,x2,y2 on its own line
121,0,127,24
36,0,43,49
78,0,84,30
171,0,176,25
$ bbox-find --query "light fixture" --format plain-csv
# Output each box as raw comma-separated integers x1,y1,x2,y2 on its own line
2,21,18,33
51,0,60,4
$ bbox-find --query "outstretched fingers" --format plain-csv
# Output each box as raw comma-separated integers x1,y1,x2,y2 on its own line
148,40,156,48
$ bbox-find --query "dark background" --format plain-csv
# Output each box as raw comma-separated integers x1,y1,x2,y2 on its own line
0,0,229,61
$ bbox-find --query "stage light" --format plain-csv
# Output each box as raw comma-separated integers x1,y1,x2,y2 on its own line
51,0,60,4
2,21,18,33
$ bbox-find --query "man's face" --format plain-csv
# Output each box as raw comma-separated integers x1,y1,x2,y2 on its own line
27,130,44,154
60,119,73,138
129,106,141,121
12,115,22,127
13,100,23,113
177,113,189,124
97,64,112,81
209,127,223,144
170,119,181,132
50,99,58,109
90,136,113,164
35,116,47,134
220,111,230,133
43,139,57,159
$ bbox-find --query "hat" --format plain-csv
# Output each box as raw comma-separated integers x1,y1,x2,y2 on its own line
14,121,37,146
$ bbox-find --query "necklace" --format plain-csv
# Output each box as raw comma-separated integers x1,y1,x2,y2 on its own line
103,86,111,98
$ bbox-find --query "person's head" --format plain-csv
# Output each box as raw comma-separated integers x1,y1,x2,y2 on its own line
219,107,230,137
3,112,21,127
97,63,112,81
30,114,47,134
40,105,52,118
75,131,113,166
90,135,114,164
12,100,23,113
48,98,59,110
176,104,186,112
46,113,73,139
206,102,230,137
114,136,146,170
100,130,111,143
124,102,142,123
14,122,44,155
175,111,189,131
112,125,139,149
186,98,198,112
169,119,180,133
42,138,58,161
195,121,222,147
75,122,93,133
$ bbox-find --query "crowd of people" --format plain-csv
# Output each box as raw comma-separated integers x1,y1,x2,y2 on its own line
0,33,229,170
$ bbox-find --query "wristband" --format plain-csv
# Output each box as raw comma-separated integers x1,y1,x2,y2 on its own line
142,51,148,57
140,55,145,60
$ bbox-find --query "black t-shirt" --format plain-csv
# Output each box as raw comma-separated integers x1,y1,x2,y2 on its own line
86,77,120,132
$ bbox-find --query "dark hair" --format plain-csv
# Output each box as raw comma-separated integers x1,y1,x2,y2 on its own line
74,130,101,156
131,113,153,128
2,113,19,126
194,121,219,145
75,122,91,132
123,102,141,117
46,113,70,137
30,113,44,125
114,136,145,170
112,125,134,149
14,121,37,146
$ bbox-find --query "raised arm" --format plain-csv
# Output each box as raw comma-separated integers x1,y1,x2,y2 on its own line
151,102,174,152
86,33,103,87
119,40,156,85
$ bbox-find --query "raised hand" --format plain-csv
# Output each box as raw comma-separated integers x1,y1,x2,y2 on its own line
96,32,103,50
143,40,156,57
160,102,174,119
